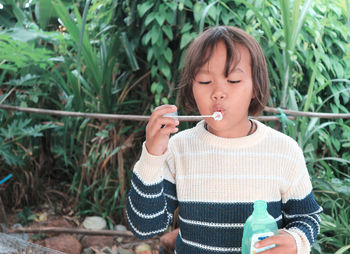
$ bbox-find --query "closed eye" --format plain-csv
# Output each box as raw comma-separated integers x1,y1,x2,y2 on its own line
198,81,212,85
228,80,241,84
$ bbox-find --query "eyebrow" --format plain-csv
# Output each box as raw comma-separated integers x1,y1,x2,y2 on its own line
231,67,244,73
197,67,245,74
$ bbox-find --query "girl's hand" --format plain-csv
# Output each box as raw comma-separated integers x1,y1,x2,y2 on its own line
254,229,297,254
145,105,179,156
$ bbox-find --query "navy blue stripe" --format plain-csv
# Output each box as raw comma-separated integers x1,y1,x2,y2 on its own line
164,179,178,214
132,172,163,194
126,198,170,239
175,234,240,254
179,200,282,224
180,221,244,247
282,191,321,245
282,191,320,215
128,188,166,214
164,179,177,198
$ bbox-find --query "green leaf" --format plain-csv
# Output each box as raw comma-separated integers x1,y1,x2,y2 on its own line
121,32,139,71
199,0,219,33
145,12,155,26
162,25,173,40
164,48,172,63
155,13,165,26
180,32,196,49
335,245,350,254
151,25,161,45
181,23,192,34
161,64,171,80
193,2,205,23
35,0,57,29
137,2,154,17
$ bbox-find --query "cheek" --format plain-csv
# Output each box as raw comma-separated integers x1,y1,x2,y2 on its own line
192,86,207,108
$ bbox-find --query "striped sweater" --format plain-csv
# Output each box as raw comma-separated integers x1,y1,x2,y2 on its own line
126,120,322,253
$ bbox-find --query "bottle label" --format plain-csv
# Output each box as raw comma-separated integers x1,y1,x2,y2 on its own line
250,232,276,254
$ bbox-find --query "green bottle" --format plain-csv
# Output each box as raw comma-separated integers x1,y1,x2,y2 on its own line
241,200,279,254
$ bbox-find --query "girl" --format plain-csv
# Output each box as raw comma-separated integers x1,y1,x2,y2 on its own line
126,26,322,254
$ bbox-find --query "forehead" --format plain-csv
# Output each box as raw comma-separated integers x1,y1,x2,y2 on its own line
199,41,251,73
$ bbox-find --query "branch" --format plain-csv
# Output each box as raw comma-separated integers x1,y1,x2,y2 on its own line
8,226,134,237
0,104,348,122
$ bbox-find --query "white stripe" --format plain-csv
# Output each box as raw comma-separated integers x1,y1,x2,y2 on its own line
179,215,244,228
283,211,320,235
176,174,290,185
275,214,283,222
179,214,282,228
287,227,311,249
131,180,163,198
165,193,177,201
286,221,314,242
283,207,323,218
173,150,299,163
128,196,166,219
179,230,241,252
126,210,171,237
134,171,163,186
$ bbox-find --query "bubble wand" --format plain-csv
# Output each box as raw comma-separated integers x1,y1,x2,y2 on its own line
164,111,223,121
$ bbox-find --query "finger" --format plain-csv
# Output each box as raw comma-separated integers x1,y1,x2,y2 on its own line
150,105,177,121
148,105,177,131
255,245,284,254
254,235,283,248
147,118,179,136
159,126,179,135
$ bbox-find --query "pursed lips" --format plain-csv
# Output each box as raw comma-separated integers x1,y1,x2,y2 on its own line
213,106,225,117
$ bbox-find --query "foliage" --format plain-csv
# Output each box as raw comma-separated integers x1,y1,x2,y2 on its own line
0,0,349,251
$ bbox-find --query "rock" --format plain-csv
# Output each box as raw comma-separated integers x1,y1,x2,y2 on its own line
82,247,95,254
81,235,115,249
45,219,73,237
44,234,82,254
115,224,127,231
10,223,28,241
118,247,135,254
46,219,73,228
135,243,151,254
83,216,107,230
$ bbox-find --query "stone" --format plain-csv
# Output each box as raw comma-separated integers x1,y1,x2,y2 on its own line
135,243,152,254
82,216,107,230
82,247,95,254
115,224,127,231
44,234,82,254
45,219,73,237
117,247,135,254
81,235,115,249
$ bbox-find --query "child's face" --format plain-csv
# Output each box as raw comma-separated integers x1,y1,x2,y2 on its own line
192,41,255,138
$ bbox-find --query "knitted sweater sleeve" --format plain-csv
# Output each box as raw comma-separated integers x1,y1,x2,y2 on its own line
282,146,322,254
126,143,178,239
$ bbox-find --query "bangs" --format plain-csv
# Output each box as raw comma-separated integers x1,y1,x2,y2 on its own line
189,27,240,80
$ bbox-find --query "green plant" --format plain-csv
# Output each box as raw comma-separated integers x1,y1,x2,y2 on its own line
0,2,349,251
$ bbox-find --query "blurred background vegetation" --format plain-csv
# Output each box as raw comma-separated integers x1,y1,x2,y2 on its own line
0,0,349,253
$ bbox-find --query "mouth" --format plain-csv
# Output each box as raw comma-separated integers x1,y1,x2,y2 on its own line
213,107,225,117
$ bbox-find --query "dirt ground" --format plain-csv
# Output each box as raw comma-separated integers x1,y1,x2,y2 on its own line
2,207,171,254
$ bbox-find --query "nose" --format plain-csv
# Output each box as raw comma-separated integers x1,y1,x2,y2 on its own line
211,84,227,101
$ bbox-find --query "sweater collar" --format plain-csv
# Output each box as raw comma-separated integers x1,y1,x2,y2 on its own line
195,119,268,149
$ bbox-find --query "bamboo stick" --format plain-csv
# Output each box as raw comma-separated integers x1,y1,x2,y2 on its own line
8,226,134,237
2,104,347,121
